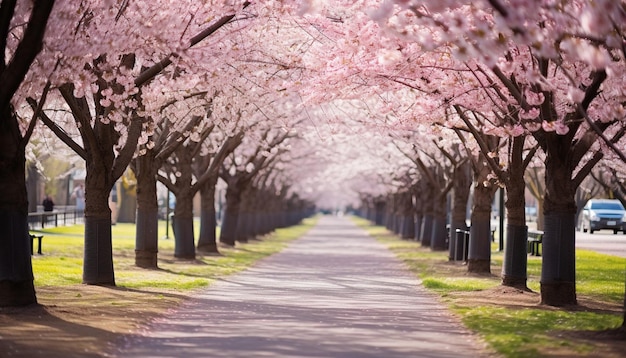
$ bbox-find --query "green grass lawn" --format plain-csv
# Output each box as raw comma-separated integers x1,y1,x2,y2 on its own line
31,218,317,290
353,217,626,358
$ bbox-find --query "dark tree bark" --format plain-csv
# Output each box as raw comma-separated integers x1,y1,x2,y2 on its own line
252,187,273,236
502,136,530,289
431,193,448,251
236,186,254,243
449,160,471,260
82,164,115,284
539,134,579,305
412,186,423,241
0,0,55,306
197,174,219,253
374,197,385,226
467,159,497,274
170,146,196,260
220,182,244,246
133,153,160,267
383,193,396,233
419,182,434,248
0,106,36,306
400,191,415,239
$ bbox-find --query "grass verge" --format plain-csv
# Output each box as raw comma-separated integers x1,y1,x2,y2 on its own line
31,218,316,289
353,216,626,358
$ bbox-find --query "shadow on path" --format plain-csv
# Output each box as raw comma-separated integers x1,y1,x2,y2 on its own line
113,216,492,358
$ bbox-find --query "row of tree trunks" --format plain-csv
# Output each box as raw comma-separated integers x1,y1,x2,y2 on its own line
220,179,314,246
380,191,414,240
358,196,386,226
357,155,496,276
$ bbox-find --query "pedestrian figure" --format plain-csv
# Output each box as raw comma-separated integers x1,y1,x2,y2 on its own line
42,195,54,212
110,185,118,225
72,184,85,212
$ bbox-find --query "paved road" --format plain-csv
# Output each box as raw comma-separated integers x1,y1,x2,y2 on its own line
576,231,626,258
113,216,490,358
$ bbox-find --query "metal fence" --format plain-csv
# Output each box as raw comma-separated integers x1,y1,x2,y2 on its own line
28,206,84,230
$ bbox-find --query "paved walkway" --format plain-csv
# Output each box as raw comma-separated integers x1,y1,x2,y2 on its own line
113,216,490,357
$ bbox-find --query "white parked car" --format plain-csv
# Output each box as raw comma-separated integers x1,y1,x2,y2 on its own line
580,199,626,234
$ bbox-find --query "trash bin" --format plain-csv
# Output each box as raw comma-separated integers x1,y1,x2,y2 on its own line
453,229,469,261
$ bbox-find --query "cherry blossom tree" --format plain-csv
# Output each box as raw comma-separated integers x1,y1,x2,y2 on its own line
194,129,245,254
365,0,626,305
131,93,209,267
219,125,295,245
393,136,456,250
157,114,244,259
27,1,255,284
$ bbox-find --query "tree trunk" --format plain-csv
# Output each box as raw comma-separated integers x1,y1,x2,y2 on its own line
197,175,219,254
540,139,578,306
502,224,528,286
133,155,159,268
468,181,495,274
420,181,434,247
420,213,433,247
541,212,577,305
413,190,423,241
541,160,576,305
449,161,471,260
431,193,448,251
220,185,242,246
0,114,36,306
414,213,422,241
83,162,115,285
236,189,253,243
172,189,195,260
502,137,529,289
374,198,385,226
0,0,54,305
165,144,196,260
385,194,395,233
401,191,415,239
393,194,402,235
